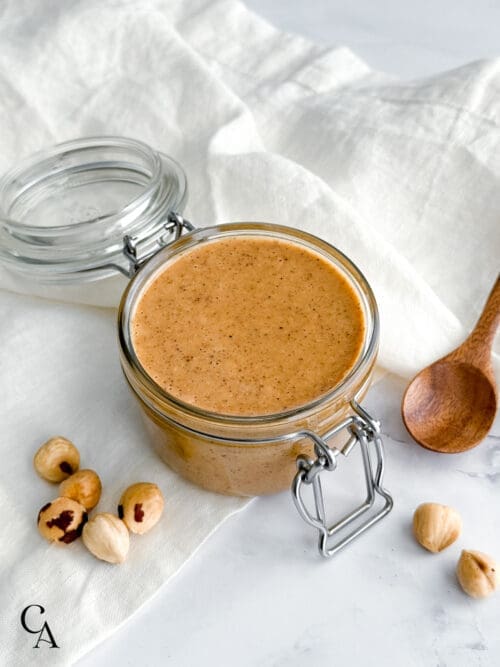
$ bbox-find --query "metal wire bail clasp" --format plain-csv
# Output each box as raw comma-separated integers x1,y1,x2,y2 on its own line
122,211,194,277
292,400,393,558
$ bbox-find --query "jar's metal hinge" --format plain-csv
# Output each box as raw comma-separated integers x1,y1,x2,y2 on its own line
292,400,393,558
122,211,194,277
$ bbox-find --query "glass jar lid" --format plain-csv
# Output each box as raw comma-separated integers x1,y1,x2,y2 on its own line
0,136,188,283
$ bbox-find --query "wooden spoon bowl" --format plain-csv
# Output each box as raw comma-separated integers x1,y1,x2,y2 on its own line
402,360,497,453
402,276,500,453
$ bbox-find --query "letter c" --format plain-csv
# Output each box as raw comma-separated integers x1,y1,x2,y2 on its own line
20,605,45,634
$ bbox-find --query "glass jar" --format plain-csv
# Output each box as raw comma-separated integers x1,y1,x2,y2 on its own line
119,222,377,496
0,136,392,557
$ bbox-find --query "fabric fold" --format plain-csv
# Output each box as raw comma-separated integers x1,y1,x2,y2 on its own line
0,1,498,665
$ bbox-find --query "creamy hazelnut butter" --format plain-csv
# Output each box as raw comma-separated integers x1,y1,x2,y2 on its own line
132,237,365,416
120,226,378,497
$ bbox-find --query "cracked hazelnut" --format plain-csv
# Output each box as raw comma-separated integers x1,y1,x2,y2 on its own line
34,436,80,483
412,502,462,553
456,550,499,599
82,513,130,564
37,497,88,545
59,469,102,510
118,482,164,534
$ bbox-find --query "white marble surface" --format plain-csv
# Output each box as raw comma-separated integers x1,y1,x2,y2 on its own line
78,375,500,667
245,0,500,79
78,3,500,666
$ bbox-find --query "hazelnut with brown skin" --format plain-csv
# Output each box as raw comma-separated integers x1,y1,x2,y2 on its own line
59,469,102,511
82,513,130,564
118,482,164,534
34,437,80,483
37,497,88,545
456,550,499,599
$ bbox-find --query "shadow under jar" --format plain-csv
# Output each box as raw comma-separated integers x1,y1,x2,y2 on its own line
0,136,392,558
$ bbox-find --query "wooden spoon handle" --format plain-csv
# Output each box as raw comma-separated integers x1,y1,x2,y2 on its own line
460,275,500,368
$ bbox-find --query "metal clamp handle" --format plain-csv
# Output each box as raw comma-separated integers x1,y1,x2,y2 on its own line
122,211,194,277
292,400,393,558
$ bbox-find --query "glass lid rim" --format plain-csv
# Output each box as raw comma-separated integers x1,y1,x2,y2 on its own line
119,221,380,426
0,135,187,235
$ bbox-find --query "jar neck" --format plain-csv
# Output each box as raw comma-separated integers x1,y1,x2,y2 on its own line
122,348,377,441
118,222,380,438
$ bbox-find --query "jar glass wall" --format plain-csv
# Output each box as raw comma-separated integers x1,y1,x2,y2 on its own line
119,223,379,496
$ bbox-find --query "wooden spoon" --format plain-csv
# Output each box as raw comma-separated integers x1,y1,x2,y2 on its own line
402,276,500,453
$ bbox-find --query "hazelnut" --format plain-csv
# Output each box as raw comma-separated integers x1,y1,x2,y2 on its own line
34,436,80,483
412,502,462,553
82,513,130,564
456,550,499,599
37,497,88,545
59,469,102,510
118,482,164,534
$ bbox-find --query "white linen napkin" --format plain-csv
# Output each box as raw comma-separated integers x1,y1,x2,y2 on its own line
0,1,498,665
